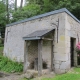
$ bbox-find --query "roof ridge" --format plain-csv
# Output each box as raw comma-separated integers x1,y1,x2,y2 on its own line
6,8,80,27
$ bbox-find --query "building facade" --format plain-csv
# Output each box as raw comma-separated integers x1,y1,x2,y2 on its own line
4,8,80,74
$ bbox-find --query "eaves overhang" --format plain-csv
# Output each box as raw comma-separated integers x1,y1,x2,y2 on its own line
23,29,54,40
6,8,80,27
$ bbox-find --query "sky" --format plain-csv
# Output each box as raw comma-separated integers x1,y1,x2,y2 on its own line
0,0,25,7
17,0,25,6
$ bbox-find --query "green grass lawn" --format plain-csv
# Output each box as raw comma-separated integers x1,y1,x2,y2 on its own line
42,73,80,80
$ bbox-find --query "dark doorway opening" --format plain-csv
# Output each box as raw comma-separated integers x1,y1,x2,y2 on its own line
70,37,76,67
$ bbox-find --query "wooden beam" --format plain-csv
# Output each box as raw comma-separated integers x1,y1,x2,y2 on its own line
42,37,53,41
51,40,54,71
38,39,43,76
23,41,28,73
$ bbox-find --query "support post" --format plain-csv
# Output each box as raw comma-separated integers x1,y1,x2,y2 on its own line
38,39,43,76
51,40,54,71
23,41,28,73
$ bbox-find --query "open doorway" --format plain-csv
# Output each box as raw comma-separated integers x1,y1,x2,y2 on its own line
70,37,76,67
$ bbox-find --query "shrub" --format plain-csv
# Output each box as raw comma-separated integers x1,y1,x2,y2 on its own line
76,42,80,54
0,55,23,73
76,42,80,65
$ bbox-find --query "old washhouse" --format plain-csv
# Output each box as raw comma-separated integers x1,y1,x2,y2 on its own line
4,8,80,75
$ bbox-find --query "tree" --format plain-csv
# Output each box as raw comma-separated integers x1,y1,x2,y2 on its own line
15,0,17,11
54,0,80,20
41,0,54,13
6,0,9,23
20,0,23,9
26,0,80,20
11,3,40,22
0,1,6,13
0,1,6,38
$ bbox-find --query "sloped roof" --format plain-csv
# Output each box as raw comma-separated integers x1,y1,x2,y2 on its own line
6,8,80,27
23,29,54,40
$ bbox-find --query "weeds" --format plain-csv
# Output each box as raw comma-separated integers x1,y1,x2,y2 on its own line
0,55,23,73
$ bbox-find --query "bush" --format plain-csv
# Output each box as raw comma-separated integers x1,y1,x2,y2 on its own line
75,42,80,65
0,55,23,73
76,42,80,54
0,44,4,47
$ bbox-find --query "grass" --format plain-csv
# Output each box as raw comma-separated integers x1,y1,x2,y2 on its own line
0,55,23,73
0,46,3,54
0,46,23,73
74,67,80,73
0,39,4,54
42,73,80,80
0,46,3,50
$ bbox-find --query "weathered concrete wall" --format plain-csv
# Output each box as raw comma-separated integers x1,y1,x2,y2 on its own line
53,13,66,74
42,39,51,69
27,40,51,69
64,13,80,72
53,12,80,74
67,15,80,67
4,12,68,74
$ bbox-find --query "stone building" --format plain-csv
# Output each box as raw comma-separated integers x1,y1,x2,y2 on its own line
4,8,80,75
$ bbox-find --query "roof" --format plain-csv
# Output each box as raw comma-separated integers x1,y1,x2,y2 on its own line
6,8,80,27
23,29,54,40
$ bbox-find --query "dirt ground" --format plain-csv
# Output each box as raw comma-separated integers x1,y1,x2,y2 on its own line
0,72,22,80
0,70,55,80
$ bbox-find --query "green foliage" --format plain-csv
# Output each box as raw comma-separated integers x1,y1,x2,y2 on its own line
0,13,7,38
41,0,53,13
26,0,80,20
0,44,4,47
27,0,43,5
74,67,80,73
0,1,7,38
0,1,6,13
54,0,80,19
23,4,40,15
0,47,3,51
0,55,23,73
12,4,40,22
0,46,3,55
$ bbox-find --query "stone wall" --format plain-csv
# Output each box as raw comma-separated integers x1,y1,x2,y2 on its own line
4,13,65,61
65,13,80,72
53,12,80,74
4,12,68,74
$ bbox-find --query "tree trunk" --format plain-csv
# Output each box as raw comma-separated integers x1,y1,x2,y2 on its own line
15,0,17,11
20,0,23,9
6,0,9,23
